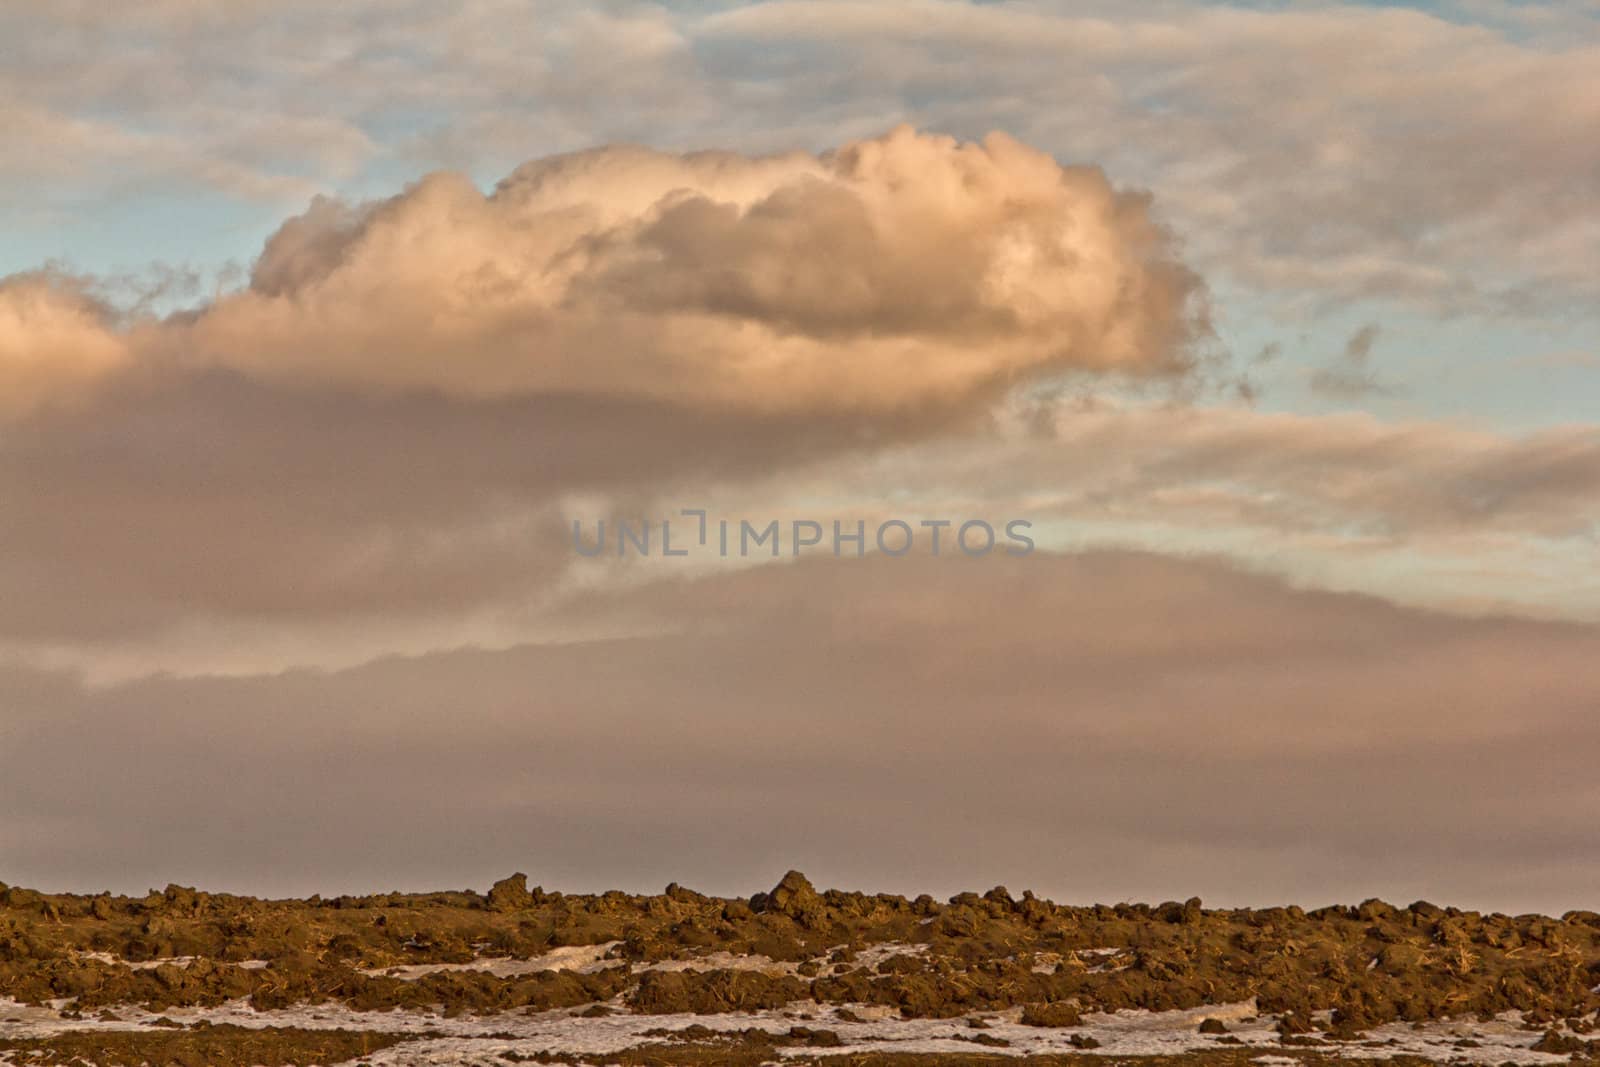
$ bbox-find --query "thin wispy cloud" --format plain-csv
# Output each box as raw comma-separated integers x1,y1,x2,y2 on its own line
1309,323,1395,401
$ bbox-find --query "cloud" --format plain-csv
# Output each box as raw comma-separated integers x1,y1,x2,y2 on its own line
1309,323,1393,401
0,368,923,649
0,272,132,418
1015,403,1600,542
699,1,1600,315
1,2,1596,911
0,123,1592,677
182,126,1207,414
0,125,1218,670
11,2,1598,320
4,369,1600,678
651,397,1600,623
0,127,1208,418
3,550,1597,912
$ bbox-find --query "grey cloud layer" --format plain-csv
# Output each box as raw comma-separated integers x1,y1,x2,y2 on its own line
4,376,1600,672
0,368,930,645
4,551,1597,912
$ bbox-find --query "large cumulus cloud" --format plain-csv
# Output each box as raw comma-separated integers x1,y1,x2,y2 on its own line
176,126,1207,413
1,127,1210,417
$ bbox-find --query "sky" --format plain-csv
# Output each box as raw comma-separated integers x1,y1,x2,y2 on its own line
1,0,1598,913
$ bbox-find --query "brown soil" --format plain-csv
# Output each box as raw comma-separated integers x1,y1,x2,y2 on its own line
3,871,1599,1030
485,1043,1461,1067
0,1022,414,1066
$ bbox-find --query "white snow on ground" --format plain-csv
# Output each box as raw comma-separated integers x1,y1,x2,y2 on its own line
1,994,1586,1066
635,950,800,977
77,953,270,971
354,938,933,981
845,941,929,968
78,953,198,971
10,943,1596,1066
359,940,625,979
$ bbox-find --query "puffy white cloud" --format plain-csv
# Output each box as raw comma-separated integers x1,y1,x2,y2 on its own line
0,128,1206,418
182,126,1206,414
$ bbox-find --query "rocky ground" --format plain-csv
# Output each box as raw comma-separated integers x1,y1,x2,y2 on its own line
2,872,1599,1065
